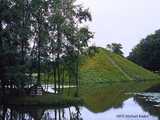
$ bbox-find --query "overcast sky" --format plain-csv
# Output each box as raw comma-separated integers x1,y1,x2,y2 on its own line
77,0,160,56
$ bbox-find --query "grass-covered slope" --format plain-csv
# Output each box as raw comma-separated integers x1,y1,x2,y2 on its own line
80,48,159,84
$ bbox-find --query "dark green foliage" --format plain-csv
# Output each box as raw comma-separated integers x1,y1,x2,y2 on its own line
106,43,123,56
0,0,93,95
0,0,32,90
128,29,160,71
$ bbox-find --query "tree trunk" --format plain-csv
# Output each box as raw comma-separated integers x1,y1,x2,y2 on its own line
37,18,41,86
54,65,57,94
75,44,80,97
61,66,65,93
57,25,61,93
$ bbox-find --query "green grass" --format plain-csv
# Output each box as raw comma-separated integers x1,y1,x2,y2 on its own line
110,52,158,80
80,48,160,84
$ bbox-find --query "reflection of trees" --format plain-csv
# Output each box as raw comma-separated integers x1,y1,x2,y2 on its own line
0,105,34,120
69,106,82,120
134,96,160,119
0,105,82,120
42,106,83,120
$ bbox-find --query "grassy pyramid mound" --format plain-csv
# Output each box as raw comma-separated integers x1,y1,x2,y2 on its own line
80,48,159,84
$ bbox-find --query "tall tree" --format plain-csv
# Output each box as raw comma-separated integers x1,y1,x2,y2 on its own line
0,0,32,91
0,0,93,95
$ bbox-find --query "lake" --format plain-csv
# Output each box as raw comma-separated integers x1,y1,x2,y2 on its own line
0,96,159,120
0,83,160,120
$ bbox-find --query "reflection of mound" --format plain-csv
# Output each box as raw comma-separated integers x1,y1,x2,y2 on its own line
80,84,135,113
134,95,160,119
84,99,124,114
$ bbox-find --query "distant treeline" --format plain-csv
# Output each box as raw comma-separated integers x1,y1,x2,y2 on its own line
128,29,160,71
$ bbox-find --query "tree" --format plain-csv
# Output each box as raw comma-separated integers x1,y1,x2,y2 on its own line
128,29,160,71
47,0,93,94
0,0,32,92
0,0,93,95
106,43,123,56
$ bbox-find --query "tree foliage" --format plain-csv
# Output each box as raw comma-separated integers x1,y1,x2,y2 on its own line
106,43,123,56
0,0,93,94
128,29,160,71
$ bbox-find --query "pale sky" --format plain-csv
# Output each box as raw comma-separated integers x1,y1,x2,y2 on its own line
77,0,160,56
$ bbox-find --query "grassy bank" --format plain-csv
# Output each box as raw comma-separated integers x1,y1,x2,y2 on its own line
3,94,83,107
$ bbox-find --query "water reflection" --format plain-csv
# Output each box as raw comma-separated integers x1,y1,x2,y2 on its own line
135,94,160,120
0,96,160,120
42,107,82,120
80,98,158,120
0,105,43,120
0,105,82,120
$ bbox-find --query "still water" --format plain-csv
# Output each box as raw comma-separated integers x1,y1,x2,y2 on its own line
0,95,160,120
